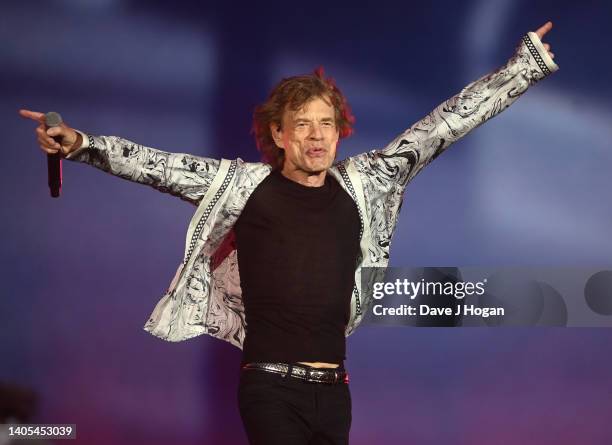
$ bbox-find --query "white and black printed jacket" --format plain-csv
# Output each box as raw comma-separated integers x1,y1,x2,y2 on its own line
68,32,558,348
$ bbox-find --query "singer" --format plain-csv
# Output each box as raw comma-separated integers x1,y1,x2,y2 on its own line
20,22,557,445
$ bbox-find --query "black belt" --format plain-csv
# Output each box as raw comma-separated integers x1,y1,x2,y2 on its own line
242,362,349,384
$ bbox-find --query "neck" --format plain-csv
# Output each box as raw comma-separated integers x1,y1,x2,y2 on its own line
280,166,327,187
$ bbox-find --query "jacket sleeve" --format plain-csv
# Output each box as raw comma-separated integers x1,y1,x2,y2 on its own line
353,31,559,194
64,132,220,205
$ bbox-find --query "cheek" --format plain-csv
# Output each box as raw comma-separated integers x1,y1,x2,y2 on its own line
292,138,306,153
329,140,339,157
286,139,305,161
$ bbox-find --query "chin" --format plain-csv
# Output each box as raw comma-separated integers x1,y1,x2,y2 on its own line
306,169,326,175
305,160,332,173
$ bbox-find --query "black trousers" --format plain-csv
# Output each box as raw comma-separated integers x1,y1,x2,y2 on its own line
237,366,352,444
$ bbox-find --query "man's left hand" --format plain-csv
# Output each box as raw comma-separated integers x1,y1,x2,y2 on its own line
535,21,555,59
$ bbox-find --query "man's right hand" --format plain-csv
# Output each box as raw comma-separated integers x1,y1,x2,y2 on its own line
19,109,82,157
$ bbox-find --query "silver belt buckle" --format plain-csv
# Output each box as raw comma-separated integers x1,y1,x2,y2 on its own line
244,362,346,384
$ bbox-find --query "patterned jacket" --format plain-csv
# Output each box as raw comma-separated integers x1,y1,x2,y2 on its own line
68,32,558,349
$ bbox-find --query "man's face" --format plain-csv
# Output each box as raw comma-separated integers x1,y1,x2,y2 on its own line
271,96,339,175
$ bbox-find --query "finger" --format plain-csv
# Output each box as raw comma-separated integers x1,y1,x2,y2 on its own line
40,146,60,155
535,21,553,39
36,127,60,146
37,138,60,153
38,141,61,153
47,123,72,139
543,43,550,51
549,52,555,59
37,134,61,149
19,109,46,123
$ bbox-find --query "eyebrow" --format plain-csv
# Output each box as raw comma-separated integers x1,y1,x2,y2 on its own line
293,117,335,123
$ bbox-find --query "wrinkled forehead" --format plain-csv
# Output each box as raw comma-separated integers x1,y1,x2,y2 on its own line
284,95,334,121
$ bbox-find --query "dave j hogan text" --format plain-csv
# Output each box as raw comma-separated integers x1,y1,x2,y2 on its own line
372,304,504,318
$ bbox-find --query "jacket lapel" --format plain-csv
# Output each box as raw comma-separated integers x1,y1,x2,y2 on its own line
330,159,371,330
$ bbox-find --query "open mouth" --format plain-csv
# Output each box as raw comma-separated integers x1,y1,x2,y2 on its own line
306,148,326,157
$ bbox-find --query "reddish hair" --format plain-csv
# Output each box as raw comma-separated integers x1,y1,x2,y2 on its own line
252,66,355,170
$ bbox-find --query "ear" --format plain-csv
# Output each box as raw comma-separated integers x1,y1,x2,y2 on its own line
270,123,285,149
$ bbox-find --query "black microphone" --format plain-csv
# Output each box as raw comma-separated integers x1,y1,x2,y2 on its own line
45,111,63,198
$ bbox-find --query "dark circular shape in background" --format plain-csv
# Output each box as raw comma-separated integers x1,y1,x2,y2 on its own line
536,281,568,326
585,270,612,315
479,270,544,326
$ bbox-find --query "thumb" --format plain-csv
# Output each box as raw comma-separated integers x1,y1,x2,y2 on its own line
46,124,68,138
47,124,77,153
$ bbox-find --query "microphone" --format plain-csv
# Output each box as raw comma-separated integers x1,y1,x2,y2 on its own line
45,111,63,198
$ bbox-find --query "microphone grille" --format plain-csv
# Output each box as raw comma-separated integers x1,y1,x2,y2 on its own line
45,111,63,127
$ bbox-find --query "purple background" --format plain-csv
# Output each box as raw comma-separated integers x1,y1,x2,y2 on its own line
2,0,612,443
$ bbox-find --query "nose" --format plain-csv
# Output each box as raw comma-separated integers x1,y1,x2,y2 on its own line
308,123,324,140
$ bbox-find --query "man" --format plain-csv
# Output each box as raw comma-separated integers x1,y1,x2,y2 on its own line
20,21,557,445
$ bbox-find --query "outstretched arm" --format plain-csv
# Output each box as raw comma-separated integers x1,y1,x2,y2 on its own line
355,21,558,193
19,109,220,206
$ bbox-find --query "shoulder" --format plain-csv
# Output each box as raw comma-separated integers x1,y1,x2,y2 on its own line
228,158,273,190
